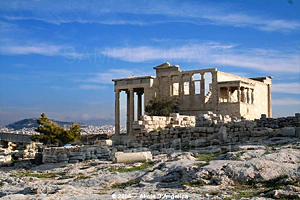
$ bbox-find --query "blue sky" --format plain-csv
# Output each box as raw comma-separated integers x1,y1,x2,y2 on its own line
0,0,299,126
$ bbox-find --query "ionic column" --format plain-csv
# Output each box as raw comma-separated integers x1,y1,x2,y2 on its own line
129,88,134,135
179,75,183,104
126,90,130,134
189,74,194,108
115,89,120,135
211,71,218,107
168,75,172,96
137,91,143,120
201,73,205,103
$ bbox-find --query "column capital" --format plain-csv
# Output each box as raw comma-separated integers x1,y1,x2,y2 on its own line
136,90,144,96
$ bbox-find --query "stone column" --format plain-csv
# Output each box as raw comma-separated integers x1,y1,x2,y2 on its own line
247,88,251,104
115,89,120,135
168,75,172,96
211,71,218,107
137,91,143,120
241,87,246,103
179,75,183,103
129,88,134,135
189,74,194,108
227,87,231,102
237,87,241,102
201,73,205,104
126,90,130,134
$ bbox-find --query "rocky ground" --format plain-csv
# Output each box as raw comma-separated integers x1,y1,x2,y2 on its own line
0,137,300,200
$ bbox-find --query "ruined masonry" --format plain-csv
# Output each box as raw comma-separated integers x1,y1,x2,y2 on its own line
112,62,272,136
36,113,300,164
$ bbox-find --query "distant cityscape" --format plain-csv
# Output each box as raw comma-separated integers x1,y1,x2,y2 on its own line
0,119,126,135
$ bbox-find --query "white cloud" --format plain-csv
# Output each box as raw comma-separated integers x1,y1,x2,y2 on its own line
273,98,300,105
272,83,300,94
2,44,63,56
101,43,300,73
101,44,235,63
200,13,300,32
1,1,299,32
0,41,87,59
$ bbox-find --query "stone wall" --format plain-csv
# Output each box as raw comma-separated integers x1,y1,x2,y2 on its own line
133,113,300,147
42,145,112,164
132,113,195,132
41,113,300,164
255,113,300,128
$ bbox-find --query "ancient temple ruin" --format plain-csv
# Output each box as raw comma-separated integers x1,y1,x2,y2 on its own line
112,62,272,135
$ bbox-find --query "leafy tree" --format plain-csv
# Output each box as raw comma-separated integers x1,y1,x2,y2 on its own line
145,96,179,116
31,113,81,145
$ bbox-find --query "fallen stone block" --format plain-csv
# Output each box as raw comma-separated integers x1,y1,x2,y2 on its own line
170,138,181,149
281,127,295,137
94,139,113,146
57,153,69,162
218,126,227,141
189,138,207,147
114,151,152,163
42,155,57,163
250,130,268,137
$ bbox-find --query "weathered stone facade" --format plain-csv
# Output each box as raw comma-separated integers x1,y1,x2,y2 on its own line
133,113,300,148
113,62,272,135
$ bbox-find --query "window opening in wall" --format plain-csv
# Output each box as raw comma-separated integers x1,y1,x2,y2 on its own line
230,88,238,102
120,90,127,132
194,81,200,94
193,73,201,95
184,82,189,95
204,72,212,96
134,92,137,121
251,89,254,104
193,73,201,80
134,92,144,121
219,87,227,102
172,82,179,96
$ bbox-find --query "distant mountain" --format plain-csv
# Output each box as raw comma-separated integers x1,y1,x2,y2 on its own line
5,118,86,130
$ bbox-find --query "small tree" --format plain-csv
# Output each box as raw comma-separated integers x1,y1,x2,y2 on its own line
31,113,81,145
145,96,179,116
